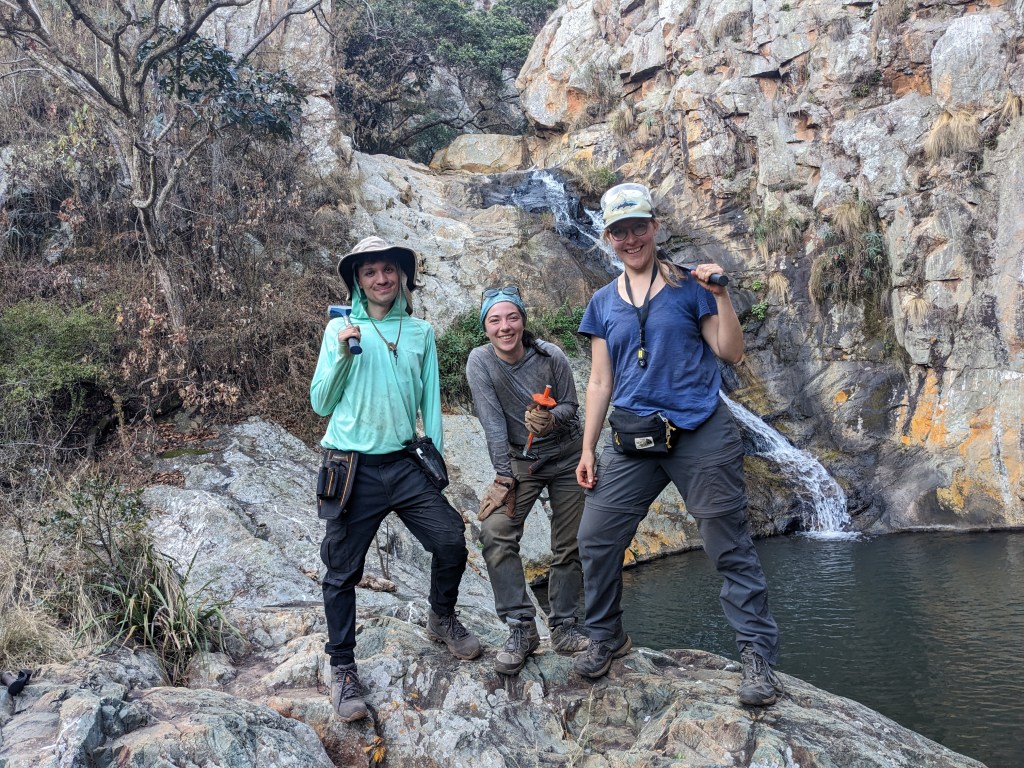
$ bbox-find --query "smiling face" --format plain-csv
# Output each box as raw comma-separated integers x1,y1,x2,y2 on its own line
484,301,526,363
356,258,400,316
606,216,659,271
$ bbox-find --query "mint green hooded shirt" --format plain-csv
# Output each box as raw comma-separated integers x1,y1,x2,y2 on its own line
309,283,444,455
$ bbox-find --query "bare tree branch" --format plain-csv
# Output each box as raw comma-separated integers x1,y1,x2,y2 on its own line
241,0,322,62
0,66,39,78
62,0,114,47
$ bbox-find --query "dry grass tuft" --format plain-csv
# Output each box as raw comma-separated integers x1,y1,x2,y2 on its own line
609,104,635,139
999,92,1023,125
832,199,872,243
711,11,749,46
767,272,792,304
874,0,913,36
749,208,806,264
924,110,979,161
902,292,929,324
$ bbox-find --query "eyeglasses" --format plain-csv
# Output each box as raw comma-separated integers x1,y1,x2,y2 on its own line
482,286,521,299
607,221,652,242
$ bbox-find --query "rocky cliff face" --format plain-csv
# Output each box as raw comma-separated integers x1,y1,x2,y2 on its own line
0,421,987,768
491,0,1024,530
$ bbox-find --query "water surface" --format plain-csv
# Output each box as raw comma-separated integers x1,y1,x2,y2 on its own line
618,531,1024,768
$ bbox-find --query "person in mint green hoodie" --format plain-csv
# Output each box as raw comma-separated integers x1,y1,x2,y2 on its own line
310,236,481,723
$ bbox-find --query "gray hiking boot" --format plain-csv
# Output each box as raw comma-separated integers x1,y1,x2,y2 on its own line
494,617,541,675
427,609,482,660
572,631,632,680
737,643,784,706
331,663,368,722
550,619,589,654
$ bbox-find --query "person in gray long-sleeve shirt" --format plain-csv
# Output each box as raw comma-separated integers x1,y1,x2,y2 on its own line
466,286,589,675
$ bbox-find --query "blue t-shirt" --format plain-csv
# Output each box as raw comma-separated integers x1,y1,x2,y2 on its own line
578,275,721,429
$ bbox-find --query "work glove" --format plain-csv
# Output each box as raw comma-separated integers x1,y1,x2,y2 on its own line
478,476,517,521
524,405,555,437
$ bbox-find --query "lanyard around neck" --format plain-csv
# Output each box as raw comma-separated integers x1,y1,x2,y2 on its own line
623,259,658,369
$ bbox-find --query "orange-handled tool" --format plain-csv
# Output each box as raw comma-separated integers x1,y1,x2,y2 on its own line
524,385,557,453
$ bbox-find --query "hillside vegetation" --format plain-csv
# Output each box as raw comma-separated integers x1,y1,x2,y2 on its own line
0,0,554,674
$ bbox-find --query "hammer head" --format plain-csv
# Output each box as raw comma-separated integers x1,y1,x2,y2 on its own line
1,669,30,696
328,305,353,320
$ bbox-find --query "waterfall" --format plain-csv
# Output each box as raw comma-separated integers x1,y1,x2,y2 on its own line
479,169,618,268
722,394,853,537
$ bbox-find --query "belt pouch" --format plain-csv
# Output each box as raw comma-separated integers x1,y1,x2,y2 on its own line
404,436,450,491
608,408,675,455
317,451,358,519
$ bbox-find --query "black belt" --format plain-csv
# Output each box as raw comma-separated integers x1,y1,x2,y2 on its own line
323,448,408,466
358,449,409,466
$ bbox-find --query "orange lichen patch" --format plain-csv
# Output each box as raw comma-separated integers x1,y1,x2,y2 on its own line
936,470,1001,515
834,390,850,404
565,89,588,121
891,71,931,97
686,113,707,142
792,115,816,142
756,78,780,100
905,370,948,446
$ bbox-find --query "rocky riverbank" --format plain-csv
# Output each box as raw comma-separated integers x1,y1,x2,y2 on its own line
0,420,987,768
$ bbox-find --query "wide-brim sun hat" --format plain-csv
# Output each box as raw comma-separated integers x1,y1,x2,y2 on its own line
600,182,655,230
338,236,417,293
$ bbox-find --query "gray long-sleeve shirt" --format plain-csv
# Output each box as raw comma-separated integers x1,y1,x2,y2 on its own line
466,340,582,477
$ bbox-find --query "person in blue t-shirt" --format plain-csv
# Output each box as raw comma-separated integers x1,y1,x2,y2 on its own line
572,183,784,707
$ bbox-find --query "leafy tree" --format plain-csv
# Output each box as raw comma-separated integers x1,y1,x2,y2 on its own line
0,0,315,330
335,0,556,160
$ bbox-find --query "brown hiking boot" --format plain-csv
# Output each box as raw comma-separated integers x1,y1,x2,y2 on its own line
494,617,541,675
331,663,368,722
572,631,632,680
427,609,482,660
550,619,589,654
737,643,784,706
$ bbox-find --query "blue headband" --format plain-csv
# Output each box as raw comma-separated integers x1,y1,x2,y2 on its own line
479,288,527,329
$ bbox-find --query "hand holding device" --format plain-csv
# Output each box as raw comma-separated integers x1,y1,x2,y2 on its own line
329,305,362,355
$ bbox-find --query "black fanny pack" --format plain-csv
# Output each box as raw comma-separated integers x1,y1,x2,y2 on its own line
405,435,450,491
608,409,676,455
317,450,359,520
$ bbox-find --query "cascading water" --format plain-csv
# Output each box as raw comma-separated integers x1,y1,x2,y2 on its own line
479,169,618,267
722,394,853,537
481,169,851,536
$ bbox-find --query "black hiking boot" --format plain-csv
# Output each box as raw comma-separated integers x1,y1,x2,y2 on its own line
737,643,784,706
427,609,483,660
572,631,632,680
331,663,368,722
494,617,541,675
549,618,589,654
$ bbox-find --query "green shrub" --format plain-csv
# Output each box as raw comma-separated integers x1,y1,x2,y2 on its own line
437,303,586,407
567,159,619,198
533,303,586,353
0,300,115,476
437,311,489,406
49,478,232,685
0,300,113,410
809,199,889,309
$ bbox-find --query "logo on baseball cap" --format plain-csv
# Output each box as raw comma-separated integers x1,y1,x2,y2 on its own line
600,183,655,230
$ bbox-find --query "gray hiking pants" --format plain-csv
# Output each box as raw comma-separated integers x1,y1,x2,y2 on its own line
577,404,780,665
479,433,585,627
